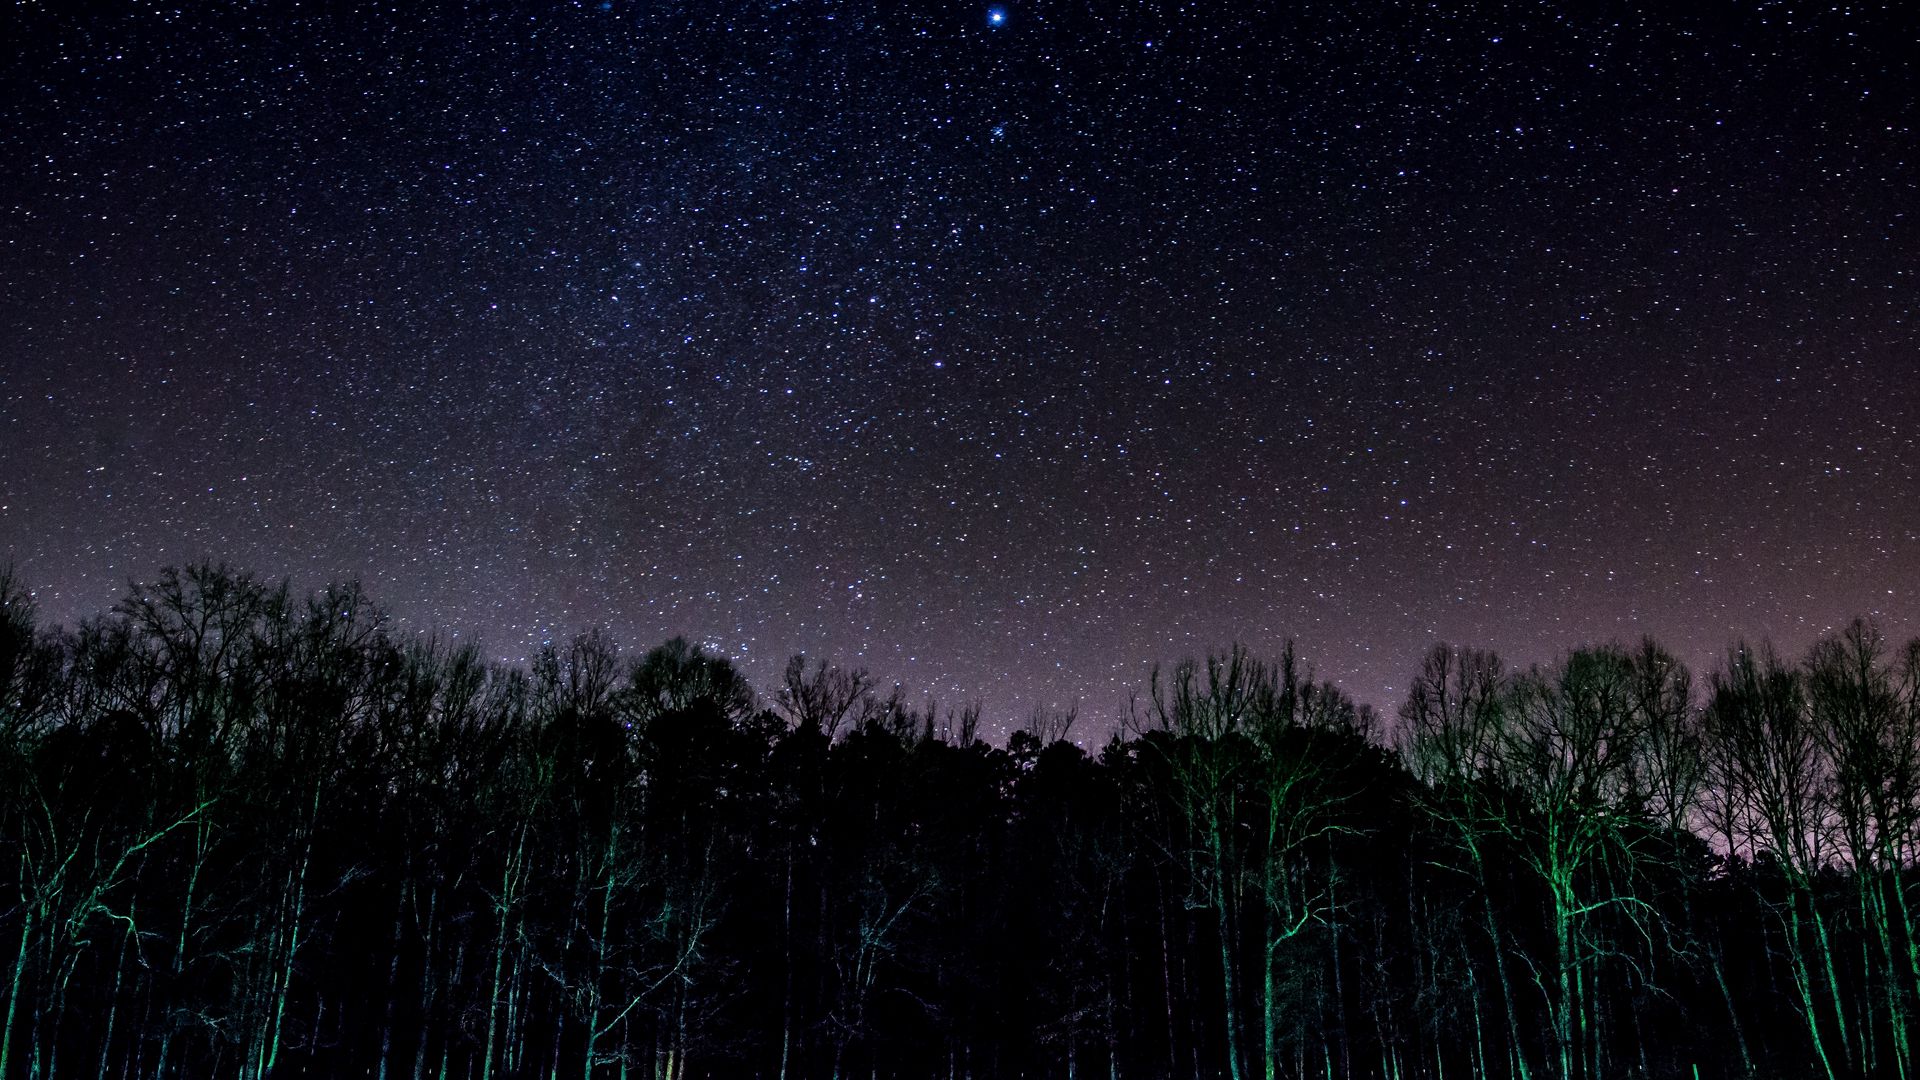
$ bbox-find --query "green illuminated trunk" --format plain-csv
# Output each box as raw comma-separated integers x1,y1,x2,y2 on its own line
1857,852,1915,1080
1855,874,1898,1080
582,823,623,1080
1551,885,1574,1080
1466,953,1487,1080
378,866,409,1080
1787,889,1840,1080
255,788,318,1080
482,822,530,1080
1208,815,1244,1080
1328,865,1350,1080
1809,896,1852,1076
95,914,133,1080
412,882,440,1080
1261,907,1276,1080
153,813,212,1080
1707,935,1754,1078
0,902,30,1080
1470,841,1529,1080
1888,857,1920,1079
508,927,534,1074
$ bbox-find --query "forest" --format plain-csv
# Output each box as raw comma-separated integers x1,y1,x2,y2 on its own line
1,564,1916,1080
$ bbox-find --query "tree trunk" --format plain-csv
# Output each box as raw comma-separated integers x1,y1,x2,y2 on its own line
1210,814,1244,1080
0,903,31,1080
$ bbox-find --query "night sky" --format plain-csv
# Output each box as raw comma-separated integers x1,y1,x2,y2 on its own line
3,1,1915,734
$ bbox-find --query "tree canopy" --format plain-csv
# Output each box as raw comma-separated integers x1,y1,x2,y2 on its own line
1,564,1916,1080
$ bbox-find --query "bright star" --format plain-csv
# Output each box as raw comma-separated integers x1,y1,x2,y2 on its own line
987,7,1006,27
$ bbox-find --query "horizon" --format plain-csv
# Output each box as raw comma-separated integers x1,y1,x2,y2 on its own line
8,558,1914,745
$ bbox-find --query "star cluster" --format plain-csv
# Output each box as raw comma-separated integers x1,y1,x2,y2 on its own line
2,1,1915,731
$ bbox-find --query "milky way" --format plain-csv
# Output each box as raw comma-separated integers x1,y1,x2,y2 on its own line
3,1,1915,734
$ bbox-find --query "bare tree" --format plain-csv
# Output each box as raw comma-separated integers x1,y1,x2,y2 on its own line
1402,644,1532,1080
1500,645,1665,1080
1247,647,1365,1080
1133,644,1274,1080
1806,619,1920,1080
777,656,877,741
1022,704,1079,747
1707,642,1849,1080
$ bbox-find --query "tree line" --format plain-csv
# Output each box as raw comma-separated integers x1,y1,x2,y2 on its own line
1,563,1916,1079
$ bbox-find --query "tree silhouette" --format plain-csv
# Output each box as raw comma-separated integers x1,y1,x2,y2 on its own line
0,564,1916,1079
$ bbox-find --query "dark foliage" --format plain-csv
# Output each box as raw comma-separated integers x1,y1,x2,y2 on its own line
1,565,1916,1079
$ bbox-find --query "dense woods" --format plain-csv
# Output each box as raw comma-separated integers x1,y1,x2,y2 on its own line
2,564,1917,1080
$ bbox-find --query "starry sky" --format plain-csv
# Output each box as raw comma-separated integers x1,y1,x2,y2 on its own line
3,1,1916,735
